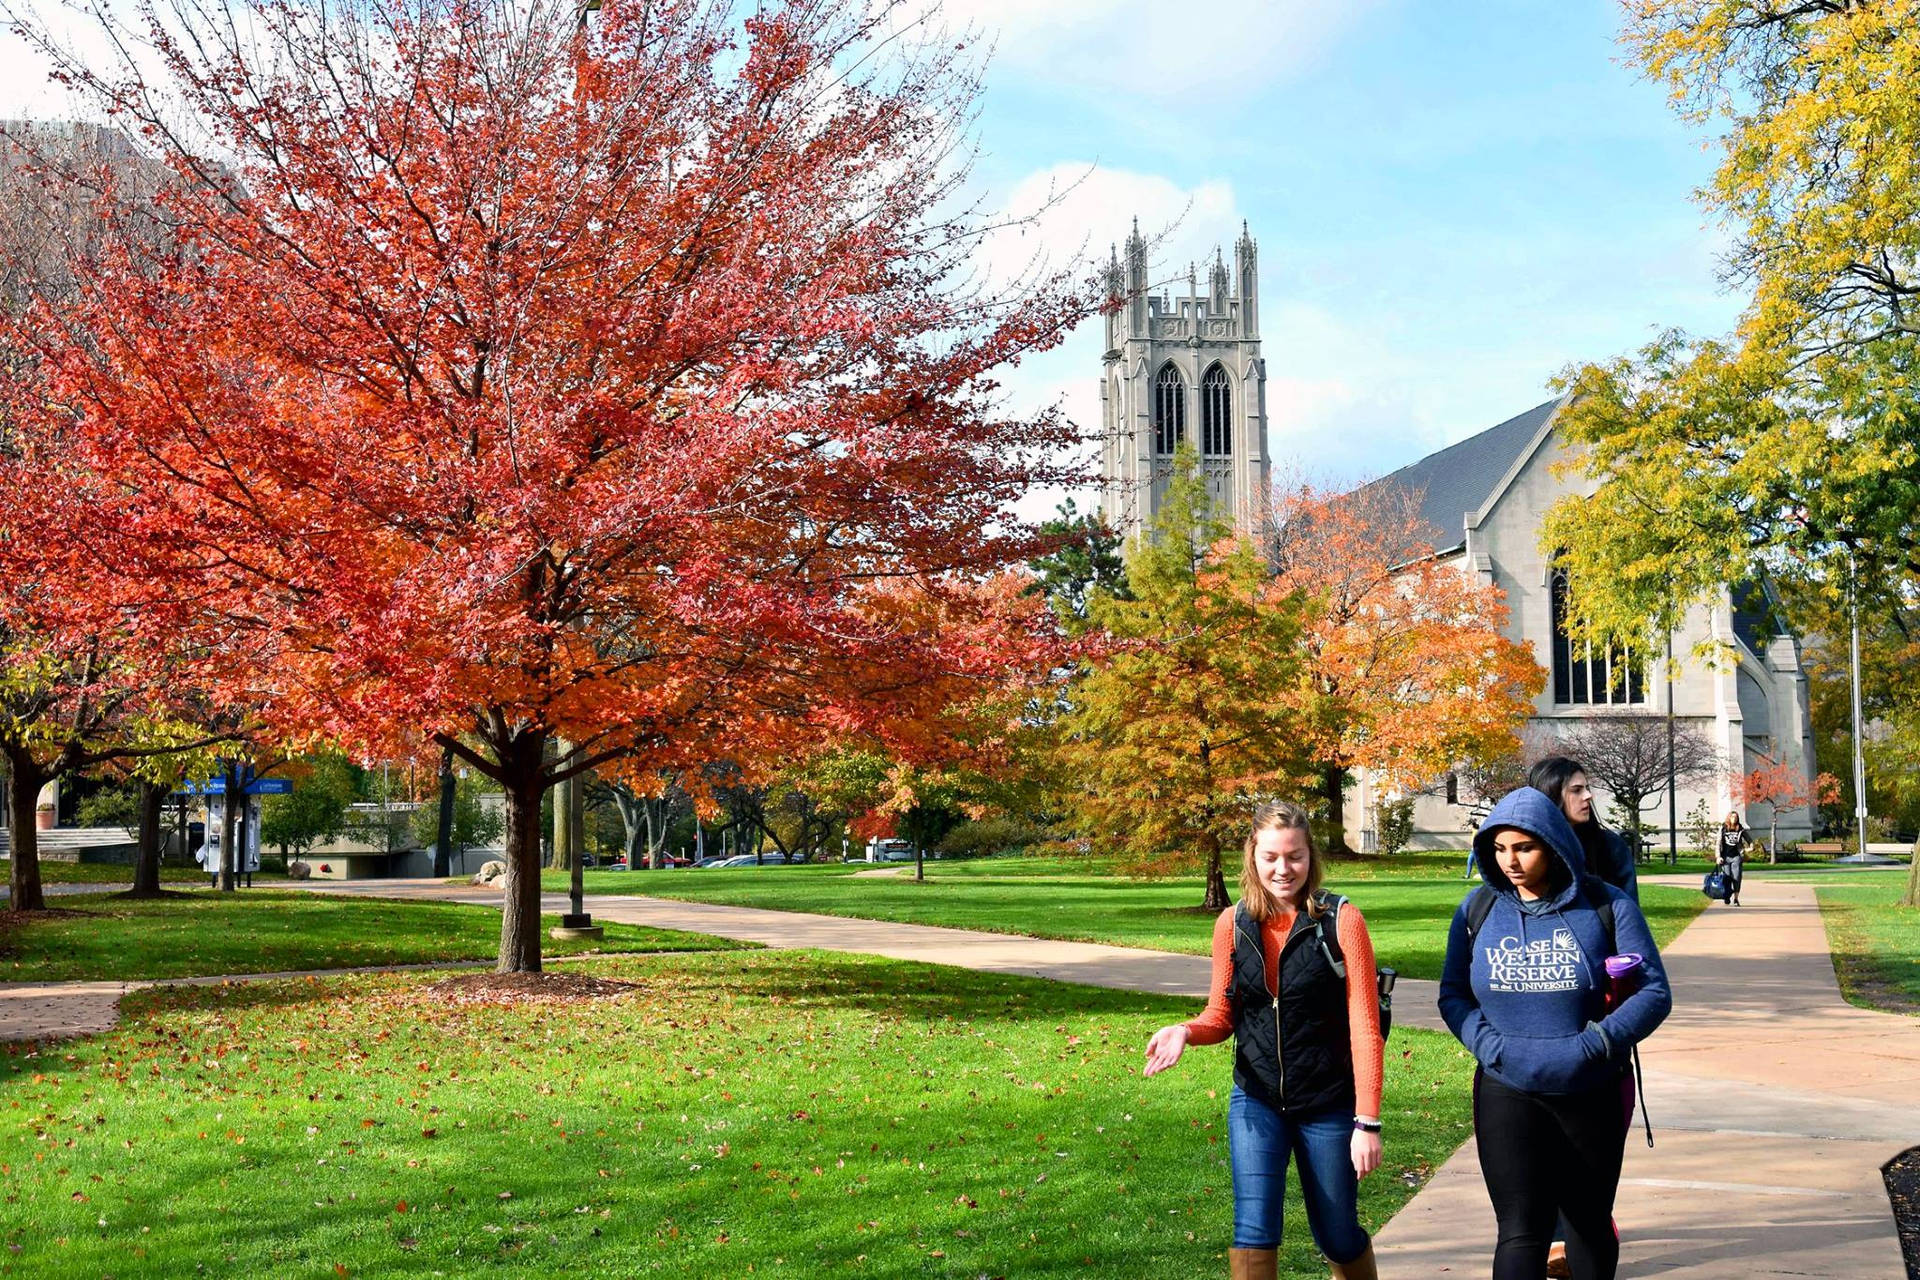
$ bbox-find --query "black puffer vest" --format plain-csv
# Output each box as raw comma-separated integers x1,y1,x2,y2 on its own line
1229,898,1355,1114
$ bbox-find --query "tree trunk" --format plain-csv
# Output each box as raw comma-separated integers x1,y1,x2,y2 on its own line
432,747,456,878
1201,841,1231,912
1902,836,1919,908
498,763,547,974
1321,764,1350,853
1769,809,1779,866
127,778,167,897
6,758,48,912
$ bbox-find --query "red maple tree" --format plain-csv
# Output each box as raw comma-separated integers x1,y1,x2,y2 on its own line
4,0,1086,966
1732,758,1840,863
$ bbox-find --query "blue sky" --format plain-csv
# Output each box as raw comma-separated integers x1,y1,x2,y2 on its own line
1,0,1743,507
949,0,1745,512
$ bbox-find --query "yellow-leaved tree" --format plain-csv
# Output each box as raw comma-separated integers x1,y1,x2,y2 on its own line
1540,1,1920,905
1054,447,1311,910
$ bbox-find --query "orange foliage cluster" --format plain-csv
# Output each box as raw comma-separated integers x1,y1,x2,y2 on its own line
1268,480,1544,792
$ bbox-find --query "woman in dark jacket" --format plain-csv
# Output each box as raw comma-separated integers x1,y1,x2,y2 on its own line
1440,788,1673,1280
1717,811,1749,906
1528,756,1637,902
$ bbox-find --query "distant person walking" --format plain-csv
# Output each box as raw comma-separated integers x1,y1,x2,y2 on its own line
1143,801,1382,1280
1716,812,1749,907
1440,788,1672,1280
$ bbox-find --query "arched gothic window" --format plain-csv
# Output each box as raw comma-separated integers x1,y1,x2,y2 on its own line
1200,364,1232,456
1550,564,1646,705
1153,364,1185,455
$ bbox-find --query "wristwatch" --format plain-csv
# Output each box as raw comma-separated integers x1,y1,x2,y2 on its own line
1353,1118,1382,1134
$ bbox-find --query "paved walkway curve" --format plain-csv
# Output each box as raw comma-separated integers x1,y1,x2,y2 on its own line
6,873,1917,1276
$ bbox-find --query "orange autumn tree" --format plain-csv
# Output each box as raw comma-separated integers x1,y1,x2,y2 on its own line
1268,480,1543,850
1732,758,1840,864
5,0,1086,970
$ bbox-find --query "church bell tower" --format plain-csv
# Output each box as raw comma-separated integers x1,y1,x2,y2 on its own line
1099,221,1270,545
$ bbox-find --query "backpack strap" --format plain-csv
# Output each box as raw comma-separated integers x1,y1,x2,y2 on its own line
1311,891,1347,979
1464,880,1616,952
1463,883,1497,943
1579,877,1617,953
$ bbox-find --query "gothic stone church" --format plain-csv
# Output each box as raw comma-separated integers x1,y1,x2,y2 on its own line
1097,225,1819,852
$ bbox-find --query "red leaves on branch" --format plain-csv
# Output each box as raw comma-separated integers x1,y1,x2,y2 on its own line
2,0,1091,964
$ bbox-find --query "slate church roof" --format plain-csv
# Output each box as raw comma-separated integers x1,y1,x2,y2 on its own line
1365,396,1566,555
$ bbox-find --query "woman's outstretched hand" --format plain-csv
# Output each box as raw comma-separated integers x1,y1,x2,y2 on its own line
1142,1024,1190,1076
1351,1127,1382,1178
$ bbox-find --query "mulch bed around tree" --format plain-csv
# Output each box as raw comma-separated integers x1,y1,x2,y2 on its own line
1886,1145,1920,1280
420,971,640,1005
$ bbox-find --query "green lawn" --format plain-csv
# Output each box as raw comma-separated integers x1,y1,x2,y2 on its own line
0,950,1476,1277
1816,880,1920,1016
5,859,234,886
554,858,1707,981
0,892,749,983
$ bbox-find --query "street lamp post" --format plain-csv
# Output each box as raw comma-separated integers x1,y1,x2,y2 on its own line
1666,628,1678,867
1849,566,1870,854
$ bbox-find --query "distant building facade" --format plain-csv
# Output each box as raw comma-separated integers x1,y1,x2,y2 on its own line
1098,221,1271,543
1343,396,1819,852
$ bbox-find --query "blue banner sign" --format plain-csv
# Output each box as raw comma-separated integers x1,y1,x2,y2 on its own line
174,777,293,796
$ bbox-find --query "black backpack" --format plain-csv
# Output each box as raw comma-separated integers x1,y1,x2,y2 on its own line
1461,877,1652,1147
1307,892,1397,1042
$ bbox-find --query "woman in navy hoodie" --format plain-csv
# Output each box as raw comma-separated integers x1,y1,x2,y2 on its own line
1439,787,1672,1280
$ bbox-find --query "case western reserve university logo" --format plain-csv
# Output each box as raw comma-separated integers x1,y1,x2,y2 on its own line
1484,927,1583,994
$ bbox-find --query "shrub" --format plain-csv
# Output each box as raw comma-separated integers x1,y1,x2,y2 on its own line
935,815,1050,859
1376,798,1416,856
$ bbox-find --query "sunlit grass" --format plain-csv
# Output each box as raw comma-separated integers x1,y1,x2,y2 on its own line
556,859,1707,981
0,892,750,983
1816,879,1920,1016
0,950,1476,1277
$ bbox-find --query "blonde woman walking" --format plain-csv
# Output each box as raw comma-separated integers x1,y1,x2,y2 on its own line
1143,802,1383,1280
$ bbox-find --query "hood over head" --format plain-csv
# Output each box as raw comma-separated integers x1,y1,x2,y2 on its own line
1473,786,1587,904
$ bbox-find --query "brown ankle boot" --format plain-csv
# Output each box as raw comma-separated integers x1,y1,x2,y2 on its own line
1229,1247,1277,1280
1329,1243,1377,1280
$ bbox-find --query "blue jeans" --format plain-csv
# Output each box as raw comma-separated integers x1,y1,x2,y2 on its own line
1228,1087,1370,1261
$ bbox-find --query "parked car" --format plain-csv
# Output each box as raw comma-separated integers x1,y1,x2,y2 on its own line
864,837,915,862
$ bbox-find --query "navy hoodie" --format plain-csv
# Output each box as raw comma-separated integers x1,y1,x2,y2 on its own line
1438,787,1672,1095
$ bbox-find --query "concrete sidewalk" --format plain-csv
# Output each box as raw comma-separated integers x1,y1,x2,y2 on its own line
1374,876,1919,1278
302,878,1452,1017
0,877,1450,1042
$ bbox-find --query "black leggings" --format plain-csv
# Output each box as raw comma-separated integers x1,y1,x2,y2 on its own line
1474,1071,1627,1280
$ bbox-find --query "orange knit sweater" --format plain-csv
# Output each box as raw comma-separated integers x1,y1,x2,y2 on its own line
1183,901,1384,1119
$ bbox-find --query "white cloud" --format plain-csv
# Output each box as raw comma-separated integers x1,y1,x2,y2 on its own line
975,161,1243,297
935,0,1376,98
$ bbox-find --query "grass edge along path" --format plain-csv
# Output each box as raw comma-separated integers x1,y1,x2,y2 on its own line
1815,878,1920,1017
0,949,1476,1278
552,860,1709,983
0,891,753,984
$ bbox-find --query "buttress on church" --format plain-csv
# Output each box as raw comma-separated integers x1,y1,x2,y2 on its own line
1097,222,1819,851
